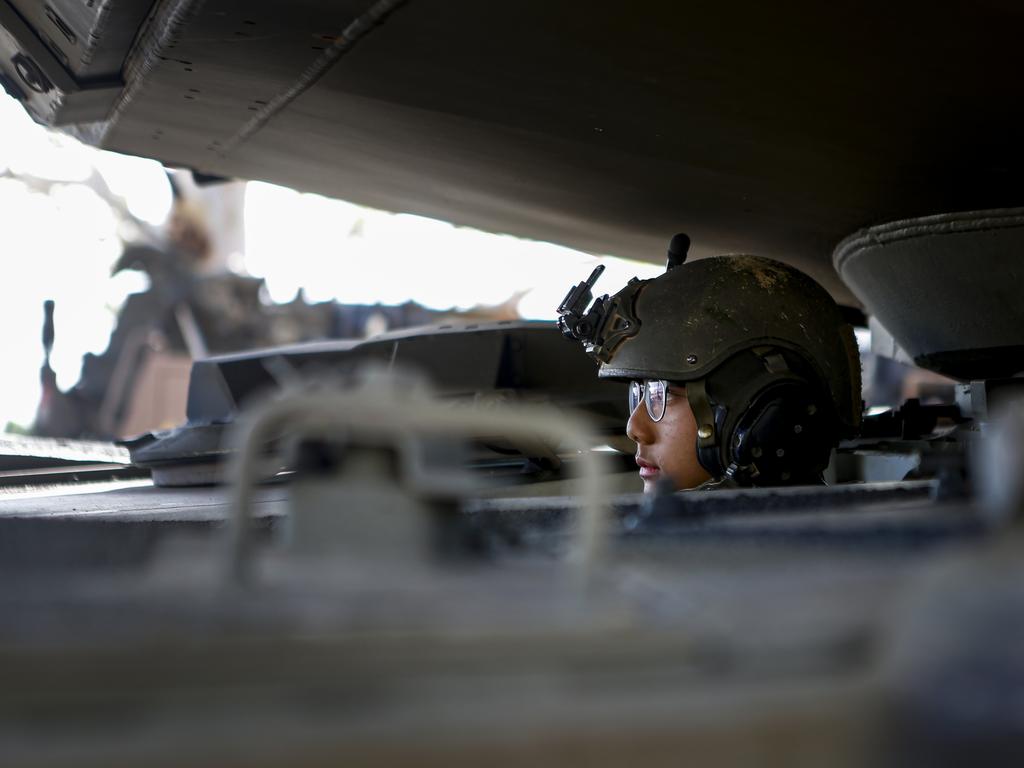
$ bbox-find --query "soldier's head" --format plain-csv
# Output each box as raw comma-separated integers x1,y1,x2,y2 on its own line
559,240,862,492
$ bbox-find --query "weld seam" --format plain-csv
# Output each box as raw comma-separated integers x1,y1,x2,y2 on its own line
96,0,209,143
217,0,409,156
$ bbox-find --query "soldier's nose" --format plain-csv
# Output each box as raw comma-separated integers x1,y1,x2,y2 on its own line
626,402,654,445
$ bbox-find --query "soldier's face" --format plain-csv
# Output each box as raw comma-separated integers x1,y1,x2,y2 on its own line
626,383,711,492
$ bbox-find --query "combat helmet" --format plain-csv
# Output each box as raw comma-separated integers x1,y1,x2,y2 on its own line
558,234,862,487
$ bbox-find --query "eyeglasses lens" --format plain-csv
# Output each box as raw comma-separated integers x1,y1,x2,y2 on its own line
629,380,667,422
629,381,642,414
646,379,666,422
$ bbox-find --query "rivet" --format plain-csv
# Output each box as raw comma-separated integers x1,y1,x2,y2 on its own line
793,424,803,434
686,354,698,365
776,448,785,457
697,424,713,440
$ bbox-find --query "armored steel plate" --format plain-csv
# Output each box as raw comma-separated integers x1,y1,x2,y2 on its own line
4,2,1024,298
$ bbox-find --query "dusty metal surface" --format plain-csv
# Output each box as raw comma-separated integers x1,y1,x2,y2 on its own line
0,434,131,471
126,322,630,485
0,474,1004,765
7,2,1024,297
0,482,283,571
0,446,1009,767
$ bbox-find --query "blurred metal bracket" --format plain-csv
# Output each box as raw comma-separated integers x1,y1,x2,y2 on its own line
225,370,611,589
0,0,147,124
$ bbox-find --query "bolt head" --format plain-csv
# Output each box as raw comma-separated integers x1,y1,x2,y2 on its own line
807,404,817,415
751,447,762,458
793,424,803,434
776,448,786,457
686,354,698,365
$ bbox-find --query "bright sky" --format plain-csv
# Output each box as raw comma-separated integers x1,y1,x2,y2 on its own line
243,183,661,317
0,91,663,431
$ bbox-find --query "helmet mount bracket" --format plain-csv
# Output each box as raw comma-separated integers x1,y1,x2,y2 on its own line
557,267,642,362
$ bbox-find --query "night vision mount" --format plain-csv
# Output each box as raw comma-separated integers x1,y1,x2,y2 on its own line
556,264,641,363
556,232,691,363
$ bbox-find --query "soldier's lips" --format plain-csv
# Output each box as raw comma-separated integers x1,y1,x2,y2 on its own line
636,457,659,479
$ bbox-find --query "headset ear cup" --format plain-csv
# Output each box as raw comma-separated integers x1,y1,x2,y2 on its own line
729,382,830,485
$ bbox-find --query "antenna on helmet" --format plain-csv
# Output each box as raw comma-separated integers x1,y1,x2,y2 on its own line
666,232,690,271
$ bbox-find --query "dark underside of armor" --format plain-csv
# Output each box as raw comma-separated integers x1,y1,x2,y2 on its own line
5,1,1024,303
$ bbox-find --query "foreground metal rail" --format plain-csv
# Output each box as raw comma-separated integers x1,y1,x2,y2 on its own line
225,383,610,585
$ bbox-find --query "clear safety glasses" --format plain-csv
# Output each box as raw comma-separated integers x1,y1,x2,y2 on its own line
629,379,668,422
